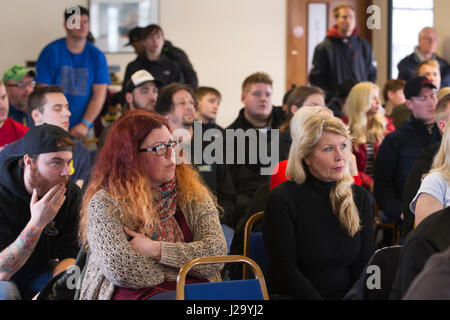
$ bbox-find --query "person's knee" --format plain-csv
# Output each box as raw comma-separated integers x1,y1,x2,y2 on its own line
0,281,22,300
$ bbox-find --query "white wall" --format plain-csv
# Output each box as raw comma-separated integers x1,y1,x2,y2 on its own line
0,0,286,128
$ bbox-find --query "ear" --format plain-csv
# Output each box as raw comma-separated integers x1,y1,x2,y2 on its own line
290,105,300,115
23,154,35,169
405,99,413,111
125,92,133,108
438,119,446,133
31,109,41,125
241,92,246,104
303,156,311,166
387,90,394,102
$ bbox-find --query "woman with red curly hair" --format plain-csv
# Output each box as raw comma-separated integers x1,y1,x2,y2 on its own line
78,110,227,300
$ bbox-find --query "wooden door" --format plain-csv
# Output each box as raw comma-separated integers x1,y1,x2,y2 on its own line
286,0,373,90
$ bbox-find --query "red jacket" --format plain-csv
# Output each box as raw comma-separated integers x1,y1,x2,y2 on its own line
342,116,395,189
270,160,362,190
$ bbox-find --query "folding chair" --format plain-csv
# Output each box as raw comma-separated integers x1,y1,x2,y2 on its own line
242,211,268,280
176,255,269,300
344,245,402,300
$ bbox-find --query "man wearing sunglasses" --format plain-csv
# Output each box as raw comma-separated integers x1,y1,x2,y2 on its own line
2,65,36,127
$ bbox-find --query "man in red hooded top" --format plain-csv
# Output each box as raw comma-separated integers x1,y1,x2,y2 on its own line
309,3,377,103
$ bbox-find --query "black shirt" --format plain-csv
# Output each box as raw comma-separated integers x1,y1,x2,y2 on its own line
263,170,374,299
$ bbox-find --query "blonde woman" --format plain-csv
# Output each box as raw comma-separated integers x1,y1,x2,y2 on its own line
411,120,450,227
343,82,395,191
78,110,227,300
263,115,374,299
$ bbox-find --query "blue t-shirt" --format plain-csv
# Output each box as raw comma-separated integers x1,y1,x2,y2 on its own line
35,38,110,128
0,139,92,184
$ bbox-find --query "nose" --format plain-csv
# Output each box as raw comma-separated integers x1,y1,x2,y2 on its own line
61,162,71,177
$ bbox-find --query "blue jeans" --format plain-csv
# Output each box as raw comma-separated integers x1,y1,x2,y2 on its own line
0,281,22,300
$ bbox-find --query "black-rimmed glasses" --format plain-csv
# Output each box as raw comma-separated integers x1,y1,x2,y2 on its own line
139,137,182,156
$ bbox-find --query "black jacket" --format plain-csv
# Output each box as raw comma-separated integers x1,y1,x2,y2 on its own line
374,116,441,221
309,26,377,102
226,107,285,197
122,53,185,91
162,40,198,89
390,207,450,299
401,141,440,239
0,158,81,298
397,51,448,82
263,172,374,299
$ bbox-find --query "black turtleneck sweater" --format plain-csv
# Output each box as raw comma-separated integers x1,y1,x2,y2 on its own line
263,171,374,299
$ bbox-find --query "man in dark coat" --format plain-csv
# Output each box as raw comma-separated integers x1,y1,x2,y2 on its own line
309,3,377,102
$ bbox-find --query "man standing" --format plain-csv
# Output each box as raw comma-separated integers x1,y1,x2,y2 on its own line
0,86,92,189
2,65,36,127
0,124,81,300
123,24,184,91
309,3,377,102
35,5,110,139
398,27,448,82
374,76,441,244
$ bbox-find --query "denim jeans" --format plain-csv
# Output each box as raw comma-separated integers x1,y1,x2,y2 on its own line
0,281,22,300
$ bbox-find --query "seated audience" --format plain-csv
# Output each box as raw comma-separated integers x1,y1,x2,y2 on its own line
343,82,395,191
391,59,442,129
194,86,223,130
78,110,226,300
401,93,450,238
0,124,81,300
263,115,374,299
410,119,450,226
226,72,285,227
374,76,441,246
124,70,164,113
2,65,35,127
0,81,28,151
155,83,236,230
382,79,406,117
390,206,450,299
278,85,326,161
0,86,92,189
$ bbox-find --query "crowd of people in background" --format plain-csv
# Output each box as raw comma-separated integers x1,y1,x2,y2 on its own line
1,2,450,300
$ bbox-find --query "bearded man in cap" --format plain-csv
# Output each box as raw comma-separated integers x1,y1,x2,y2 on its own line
0,124,81,300
374,76,441,246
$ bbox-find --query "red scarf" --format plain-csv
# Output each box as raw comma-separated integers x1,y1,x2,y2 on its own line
151,179,184,243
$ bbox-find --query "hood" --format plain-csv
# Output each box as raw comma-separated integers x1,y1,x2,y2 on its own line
0,157,30,202
326,25,359,39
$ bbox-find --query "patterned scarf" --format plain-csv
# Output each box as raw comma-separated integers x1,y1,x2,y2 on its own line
151,179,184,243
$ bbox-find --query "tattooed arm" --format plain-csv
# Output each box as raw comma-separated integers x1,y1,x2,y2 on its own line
0,224,42,280
0,183,67,280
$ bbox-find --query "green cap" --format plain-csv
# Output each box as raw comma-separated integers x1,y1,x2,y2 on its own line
2,65,36,83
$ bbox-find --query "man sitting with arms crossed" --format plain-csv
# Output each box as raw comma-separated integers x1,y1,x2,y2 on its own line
0,86,92,189
0,124,81,300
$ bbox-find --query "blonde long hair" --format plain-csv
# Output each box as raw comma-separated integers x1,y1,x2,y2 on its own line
287,115,361,236
345,82,387,149
429,119,450,182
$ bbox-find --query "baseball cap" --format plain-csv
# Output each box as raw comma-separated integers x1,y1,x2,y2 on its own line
125,70,164,93
3,65,36,83
21,124,73,156
125,27,144,46
404,76,436,99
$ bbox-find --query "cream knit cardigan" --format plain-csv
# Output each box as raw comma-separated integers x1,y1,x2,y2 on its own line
79,189,227,300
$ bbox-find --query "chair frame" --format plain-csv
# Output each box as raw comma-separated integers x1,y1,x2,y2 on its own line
176,255,269,300
242,211,264,280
